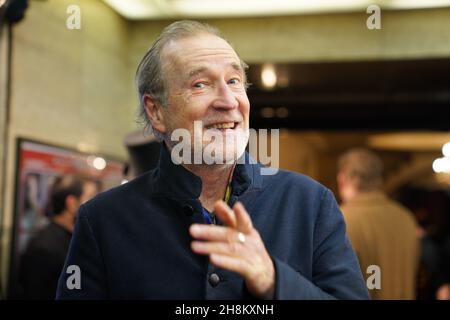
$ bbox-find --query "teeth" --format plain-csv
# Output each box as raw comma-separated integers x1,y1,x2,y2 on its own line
207,122,235,129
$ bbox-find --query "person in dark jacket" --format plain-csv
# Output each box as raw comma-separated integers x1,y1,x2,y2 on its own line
18,175,98,299
56,20,369,300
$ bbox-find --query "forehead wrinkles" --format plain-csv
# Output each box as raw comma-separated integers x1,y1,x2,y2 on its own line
163,37,239,63
185,47,238,57
177,49,240,70
161,38,243,88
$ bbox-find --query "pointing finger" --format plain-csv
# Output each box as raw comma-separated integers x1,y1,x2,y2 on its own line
233,202,253,233
214,200,237,228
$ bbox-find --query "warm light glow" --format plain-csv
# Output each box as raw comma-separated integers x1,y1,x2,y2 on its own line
260,107,275,118
276,107,289,118
442,142,450,157
368,132,450,151
433,157,450,173
100,0,450,20
387,0,450,10
93,157,107,170
433,158,442,173
277,74,290,88
103,0,158,19
261,64,277,89
77,142,95,153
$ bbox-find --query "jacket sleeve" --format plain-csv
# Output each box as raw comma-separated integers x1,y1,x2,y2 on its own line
273,188,370,300
56,205,108,299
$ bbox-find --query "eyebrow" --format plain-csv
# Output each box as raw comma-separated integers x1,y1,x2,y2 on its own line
187,62,243,79
188,67,207,79
230,62,243,74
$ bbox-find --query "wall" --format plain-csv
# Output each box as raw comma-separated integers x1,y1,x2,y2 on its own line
130,8,450,65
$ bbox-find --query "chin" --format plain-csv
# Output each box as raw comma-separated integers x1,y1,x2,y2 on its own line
202,129,248,165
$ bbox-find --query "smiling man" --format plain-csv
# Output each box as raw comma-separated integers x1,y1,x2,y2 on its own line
56,21,369,300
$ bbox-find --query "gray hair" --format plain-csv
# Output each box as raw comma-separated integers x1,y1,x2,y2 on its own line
135,20,249,140
338,148,384,191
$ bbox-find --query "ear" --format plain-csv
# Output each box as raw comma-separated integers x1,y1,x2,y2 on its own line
337,172,346,189
143,94,167,134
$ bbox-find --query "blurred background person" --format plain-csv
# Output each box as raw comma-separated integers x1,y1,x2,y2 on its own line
399,187,450,300
17,175,99,299
337,148,420,299
123,130,160,180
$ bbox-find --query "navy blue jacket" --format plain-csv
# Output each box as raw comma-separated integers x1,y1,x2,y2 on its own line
56,147,369,299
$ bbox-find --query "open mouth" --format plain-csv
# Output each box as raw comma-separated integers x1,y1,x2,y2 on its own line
205,122,238,130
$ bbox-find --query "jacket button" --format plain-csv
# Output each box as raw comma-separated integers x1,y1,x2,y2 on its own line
209,273,220,287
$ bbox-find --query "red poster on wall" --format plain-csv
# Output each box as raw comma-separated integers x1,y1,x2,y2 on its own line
8,138,124,296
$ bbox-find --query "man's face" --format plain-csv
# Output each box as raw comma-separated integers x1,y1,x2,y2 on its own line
68,182,98,219
159,33,250,163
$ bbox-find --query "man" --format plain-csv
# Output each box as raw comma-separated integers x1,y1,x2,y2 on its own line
56,21,368,299
337,148,420,299
18,175,98,299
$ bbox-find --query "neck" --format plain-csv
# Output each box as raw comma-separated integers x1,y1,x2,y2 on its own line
163,141,235,212
52,211,75,233
184,162,234,212
342,186,380,203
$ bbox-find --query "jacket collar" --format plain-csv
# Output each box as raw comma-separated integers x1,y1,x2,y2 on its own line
153,144,262,201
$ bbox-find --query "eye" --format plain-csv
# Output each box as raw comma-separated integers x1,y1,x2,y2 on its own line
193,82,206,89
228,78,240,85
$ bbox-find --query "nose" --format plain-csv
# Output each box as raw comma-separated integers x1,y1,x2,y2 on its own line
211,81,239,110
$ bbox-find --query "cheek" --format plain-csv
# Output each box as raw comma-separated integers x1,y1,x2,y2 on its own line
183,95,210,121
167,93,194,127
239,95,251,120
168,99,207,132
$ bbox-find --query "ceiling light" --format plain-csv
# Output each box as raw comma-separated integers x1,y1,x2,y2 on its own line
100,0,450,20
103,0,160,19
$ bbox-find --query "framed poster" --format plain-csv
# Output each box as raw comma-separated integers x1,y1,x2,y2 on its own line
8,137,124,296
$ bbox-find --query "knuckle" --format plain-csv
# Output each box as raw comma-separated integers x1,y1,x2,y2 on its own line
226,230,235,244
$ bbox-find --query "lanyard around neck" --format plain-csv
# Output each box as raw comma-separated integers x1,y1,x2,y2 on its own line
202,164,235,225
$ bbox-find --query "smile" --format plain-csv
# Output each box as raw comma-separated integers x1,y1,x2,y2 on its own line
205,122,238,130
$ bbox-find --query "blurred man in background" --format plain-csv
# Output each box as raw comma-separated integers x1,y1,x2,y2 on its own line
337,148,420,299
18,175,98,299
401,187,450,300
